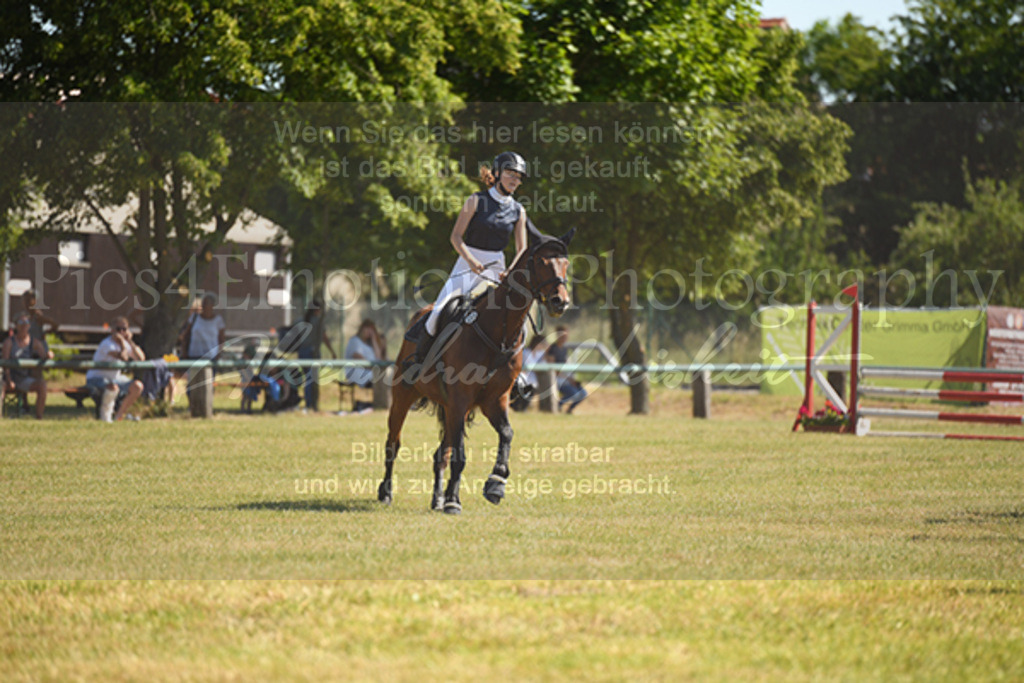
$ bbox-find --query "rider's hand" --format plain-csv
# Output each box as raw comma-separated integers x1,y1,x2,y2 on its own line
471,260,485,275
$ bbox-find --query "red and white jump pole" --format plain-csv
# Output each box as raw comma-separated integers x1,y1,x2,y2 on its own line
858,407,1024,425
859,386,1024,403
862,367,1024,384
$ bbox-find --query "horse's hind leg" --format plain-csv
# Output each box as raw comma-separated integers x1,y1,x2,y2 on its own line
480,396,513,505
379,382,418,505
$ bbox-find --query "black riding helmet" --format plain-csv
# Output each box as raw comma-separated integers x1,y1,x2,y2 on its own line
492,151,528,196
493,151,528,178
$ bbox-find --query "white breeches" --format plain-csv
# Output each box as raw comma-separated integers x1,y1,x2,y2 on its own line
425,246,506,336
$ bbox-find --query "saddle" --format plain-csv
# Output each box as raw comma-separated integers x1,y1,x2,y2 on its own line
404,294,477,346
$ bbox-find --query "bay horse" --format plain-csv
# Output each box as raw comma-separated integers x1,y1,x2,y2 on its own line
379,227,575,514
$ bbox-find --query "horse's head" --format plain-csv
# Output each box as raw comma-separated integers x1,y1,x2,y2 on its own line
525,226,575,317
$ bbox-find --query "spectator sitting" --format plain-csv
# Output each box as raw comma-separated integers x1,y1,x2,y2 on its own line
85,316,145,422
345,319,385,390
545,325,587,414
1,314,49,419
511,335,547,412
19,289,59,360
240,343,286,413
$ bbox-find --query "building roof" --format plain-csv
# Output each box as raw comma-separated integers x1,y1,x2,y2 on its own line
759,18,791,31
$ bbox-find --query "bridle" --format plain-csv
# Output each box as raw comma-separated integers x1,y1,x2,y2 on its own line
524,241,569,307
467,240,569,366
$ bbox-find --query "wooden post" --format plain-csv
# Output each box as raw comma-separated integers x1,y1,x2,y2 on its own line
536,368,557,413
373,365,393,410
187,366,214,418
692,369,712,419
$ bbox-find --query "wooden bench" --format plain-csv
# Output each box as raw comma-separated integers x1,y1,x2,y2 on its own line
64,385,96,410
63,384,122,419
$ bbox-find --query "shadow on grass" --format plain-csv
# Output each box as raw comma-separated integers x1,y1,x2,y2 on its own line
231,498,380,514
925,509,1024,525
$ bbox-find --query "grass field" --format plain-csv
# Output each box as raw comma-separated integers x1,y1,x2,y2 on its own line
3,385,1023,678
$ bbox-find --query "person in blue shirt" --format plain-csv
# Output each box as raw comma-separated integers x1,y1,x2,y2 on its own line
545,325,588,414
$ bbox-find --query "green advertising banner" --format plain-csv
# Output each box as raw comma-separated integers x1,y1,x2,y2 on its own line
760,307,987,395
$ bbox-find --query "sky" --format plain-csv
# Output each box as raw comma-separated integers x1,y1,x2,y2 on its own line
759,0,908,33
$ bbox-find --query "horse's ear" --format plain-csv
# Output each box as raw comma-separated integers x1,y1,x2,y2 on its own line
558,227,577,247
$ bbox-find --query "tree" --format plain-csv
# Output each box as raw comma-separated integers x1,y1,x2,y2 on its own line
876,0,1024,102
0,0,520,354
889,171,1024,308
795,14,888,103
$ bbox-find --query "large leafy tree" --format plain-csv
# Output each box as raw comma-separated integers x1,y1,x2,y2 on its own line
0,0,519,354
875,0,1024,102
795,14,888,103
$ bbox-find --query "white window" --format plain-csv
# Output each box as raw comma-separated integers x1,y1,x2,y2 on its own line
58,238,87,266
267,288,290,307
254,250,276,277
6,278,32,297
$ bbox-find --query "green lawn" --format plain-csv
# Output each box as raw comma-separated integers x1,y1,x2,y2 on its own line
2,387,1023,678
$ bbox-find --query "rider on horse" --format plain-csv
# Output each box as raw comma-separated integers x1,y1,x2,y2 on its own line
405,151,531,377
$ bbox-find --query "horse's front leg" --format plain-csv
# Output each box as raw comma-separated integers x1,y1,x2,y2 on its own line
442,411,469,515
379,383,418,505
431,443,448,511
481,398,513,505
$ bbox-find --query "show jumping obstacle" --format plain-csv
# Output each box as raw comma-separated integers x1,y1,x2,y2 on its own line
795,284,1024,442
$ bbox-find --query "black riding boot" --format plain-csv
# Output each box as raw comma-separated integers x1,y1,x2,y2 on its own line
402,317,435,381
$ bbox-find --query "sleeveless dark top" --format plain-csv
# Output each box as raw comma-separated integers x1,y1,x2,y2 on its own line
462,190,522,251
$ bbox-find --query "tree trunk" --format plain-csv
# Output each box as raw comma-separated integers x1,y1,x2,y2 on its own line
610,303,649,415
142,301,180,359
606,220,649,415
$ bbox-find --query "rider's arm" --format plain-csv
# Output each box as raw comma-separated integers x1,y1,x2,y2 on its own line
509,208,528,270
449,195,484,274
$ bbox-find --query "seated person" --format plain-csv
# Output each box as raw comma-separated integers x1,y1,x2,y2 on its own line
85,316,145,422
1,314,48,419
545,325,588,414
20,289,59,360
239,343,288,413
511,335,547,412
345,319,385,389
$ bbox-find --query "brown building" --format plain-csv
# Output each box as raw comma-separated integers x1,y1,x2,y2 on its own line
3,210,294,345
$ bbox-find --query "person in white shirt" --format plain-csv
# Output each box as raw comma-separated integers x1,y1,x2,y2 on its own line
345,319,386,389
186,294,226,360
85,316,145,422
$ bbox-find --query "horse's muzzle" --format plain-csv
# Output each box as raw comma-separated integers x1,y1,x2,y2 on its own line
549,296,569,316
